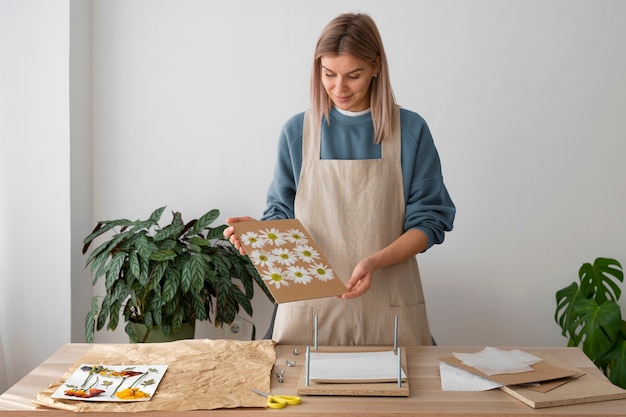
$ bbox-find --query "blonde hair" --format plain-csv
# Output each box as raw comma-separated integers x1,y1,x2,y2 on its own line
310,13,396,144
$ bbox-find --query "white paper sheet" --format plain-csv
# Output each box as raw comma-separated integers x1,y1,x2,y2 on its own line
308,351,406,382
439,362,504,391
453,347,543,376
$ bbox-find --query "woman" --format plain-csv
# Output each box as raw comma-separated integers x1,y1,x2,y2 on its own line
225,13,455,346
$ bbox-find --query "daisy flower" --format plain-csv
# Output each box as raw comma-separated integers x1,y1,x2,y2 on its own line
294,245,320,263
271,247,297,266
262,267,289,289
308,263,335,282
287,265,313,284
260,228,286,246
250,249,274,268
241,231,264,248
285,228,308,245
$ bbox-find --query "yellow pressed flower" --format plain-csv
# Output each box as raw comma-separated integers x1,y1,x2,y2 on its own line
115,387,150,400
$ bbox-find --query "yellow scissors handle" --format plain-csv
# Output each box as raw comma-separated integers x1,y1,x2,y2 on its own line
267,394,302,409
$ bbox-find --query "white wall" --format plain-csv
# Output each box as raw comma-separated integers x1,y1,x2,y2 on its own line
69,0,94,344
1,0,625,390
0,0,72,391
90,0,626,346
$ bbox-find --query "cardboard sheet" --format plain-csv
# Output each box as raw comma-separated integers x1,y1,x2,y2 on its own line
231,219,346,303
34,339,276,412
439,354,582,388
500,354,626,408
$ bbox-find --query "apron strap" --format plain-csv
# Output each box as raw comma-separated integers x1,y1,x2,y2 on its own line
302,110,318,162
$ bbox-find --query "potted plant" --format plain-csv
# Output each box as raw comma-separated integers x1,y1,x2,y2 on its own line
82,206,274,343
554,257,626,388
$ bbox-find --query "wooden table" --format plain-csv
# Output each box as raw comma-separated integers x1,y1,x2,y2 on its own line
1,343,625,416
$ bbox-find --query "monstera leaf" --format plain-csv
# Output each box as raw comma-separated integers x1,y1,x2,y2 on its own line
556,258,623,341
572,298,621,359
599,328,626,388
555,257,626,388
578,258,623,304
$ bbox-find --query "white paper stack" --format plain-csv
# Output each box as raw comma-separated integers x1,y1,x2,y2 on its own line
308,351,406,383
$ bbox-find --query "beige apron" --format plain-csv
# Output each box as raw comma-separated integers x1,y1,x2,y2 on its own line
272,107,432,346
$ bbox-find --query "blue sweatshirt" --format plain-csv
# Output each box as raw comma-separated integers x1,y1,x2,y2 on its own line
261,107,455,250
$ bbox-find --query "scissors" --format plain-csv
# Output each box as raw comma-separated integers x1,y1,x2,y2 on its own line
250,388,302,409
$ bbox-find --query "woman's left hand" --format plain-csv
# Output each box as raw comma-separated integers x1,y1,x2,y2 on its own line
341,258,376,299
340,229,429,299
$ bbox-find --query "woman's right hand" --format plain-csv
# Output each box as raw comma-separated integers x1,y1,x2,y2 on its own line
223,216,257,255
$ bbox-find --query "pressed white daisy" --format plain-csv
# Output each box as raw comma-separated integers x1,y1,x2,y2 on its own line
262,267,289,289
271,247,297,266
241,231,264,248
250,249,274,268
260,228,287,246
285,228,308,245
308,263,335,282
287,265,313,284
294,244,320,263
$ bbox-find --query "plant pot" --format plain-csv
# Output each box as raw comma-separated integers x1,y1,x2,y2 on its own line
126,322,196,343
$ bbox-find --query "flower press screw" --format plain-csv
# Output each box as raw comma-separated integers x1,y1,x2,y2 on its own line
275,369,285,383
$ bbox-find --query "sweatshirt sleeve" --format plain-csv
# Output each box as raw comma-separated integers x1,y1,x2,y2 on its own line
401,110,456,250
261,113,304,221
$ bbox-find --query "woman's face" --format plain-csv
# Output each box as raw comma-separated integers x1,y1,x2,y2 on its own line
320,54,379,112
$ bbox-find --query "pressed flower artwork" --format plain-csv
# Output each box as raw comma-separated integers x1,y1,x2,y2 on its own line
231,219,346,303
51,364,168,402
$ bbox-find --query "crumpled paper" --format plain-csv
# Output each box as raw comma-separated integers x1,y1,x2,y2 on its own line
33,338,276,412
453,346,542,376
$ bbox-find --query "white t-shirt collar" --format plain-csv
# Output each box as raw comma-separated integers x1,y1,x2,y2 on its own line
334,107,372,117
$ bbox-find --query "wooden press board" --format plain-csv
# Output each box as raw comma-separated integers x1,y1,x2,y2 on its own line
499,354,626,408
296,348,409,397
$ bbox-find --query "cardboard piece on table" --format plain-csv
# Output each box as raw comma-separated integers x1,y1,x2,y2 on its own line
296,347,409,397
439,354,582,388
231,219,346,303
502,374,626,408
499,353,626,408
511,354,584,393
